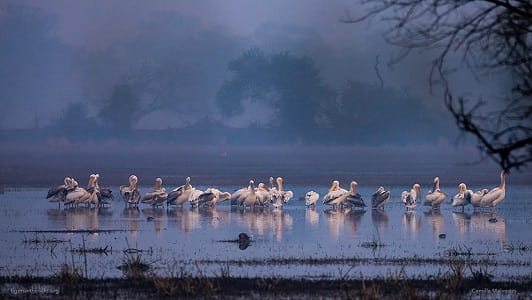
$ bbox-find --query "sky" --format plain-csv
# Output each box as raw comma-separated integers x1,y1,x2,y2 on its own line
0,0,507,133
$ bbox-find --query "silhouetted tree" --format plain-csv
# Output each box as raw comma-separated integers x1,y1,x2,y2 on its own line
98,84,142,131
349,0,532,171
217,48,335,138
52,102,94,139
325,81,452,144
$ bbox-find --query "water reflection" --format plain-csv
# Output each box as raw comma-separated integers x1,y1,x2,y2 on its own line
324,208,347,240
46,207,104,240
232,208,293,242
471,212,507,249
401,211,421,239
371,210,389,231
168,207,201,236
344,209,366,238
424,211,445,239
305,207,319,226
142,208,167,236
121,207,141,238
196,207,232,228
451,212,470,239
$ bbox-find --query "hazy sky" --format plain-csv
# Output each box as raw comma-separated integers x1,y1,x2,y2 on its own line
0,0,506,130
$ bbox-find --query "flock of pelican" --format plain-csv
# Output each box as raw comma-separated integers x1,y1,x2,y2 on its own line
46,171,507,212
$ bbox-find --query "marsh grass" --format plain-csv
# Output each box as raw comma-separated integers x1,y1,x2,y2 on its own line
504,242,531,253
360,235,386,250
22,234,68,244
71,245,111,255
118,254,151,279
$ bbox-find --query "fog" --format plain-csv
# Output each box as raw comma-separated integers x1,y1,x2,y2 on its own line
0,0,510,146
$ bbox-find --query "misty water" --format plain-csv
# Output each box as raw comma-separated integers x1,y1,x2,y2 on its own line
0,184,530,281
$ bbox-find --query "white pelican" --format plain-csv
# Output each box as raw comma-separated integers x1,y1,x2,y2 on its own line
371,186,390,209
197,188,232,207
120,175,140,206
188,188,204,207
344,181,366,209
230,180,253,206
305,191,319,207
323,180,348,209
480,170,506,212
401,184,420,210
451,183,469,211
424,177,446,210
142,178,168,207
65,178,94,208
256,183,271,207
93,174,113,204
468,189,489,209
272,177,293,208
47,177,71,207
167,177,193,206
242,180,259,209
87,174,113,206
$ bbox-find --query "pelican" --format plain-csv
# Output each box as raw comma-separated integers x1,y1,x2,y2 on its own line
120,175,140,206
93,174,113,204
47,177,71,207
424,177,446,210
142,178,168,207
167,177,193,207
87,174,113,206
345,181,366,209
451,183,469,211
242,180,259,209
272,177,293,208
401,184,420,210
323,180,348,209
468,189,489,209
230,180,253,206
197,188,231,207
188,188,204,207
371,186,390,209
480,170,506,212
256,183,271,207
305,191,319,207
65,178,93,208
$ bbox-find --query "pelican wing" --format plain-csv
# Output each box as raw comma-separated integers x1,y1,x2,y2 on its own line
371,190,390,208
198,192,216,204
323,189,348,205
282,191,293,203
346,193,366,207
480,187,502,207
47,185,66,199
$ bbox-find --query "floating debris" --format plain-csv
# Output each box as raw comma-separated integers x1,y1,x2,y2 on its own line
488,218,498,223
439,234,446,239
218,233,252,250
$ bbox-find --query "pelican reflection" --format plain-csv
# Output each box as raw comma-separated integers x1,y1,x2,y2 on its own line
324,208,348,240
121,207,140,238
305,207,319,226
402,211,421,239
371,209,389,231
424,210,445,240
142,207,167,235
344,209,366,238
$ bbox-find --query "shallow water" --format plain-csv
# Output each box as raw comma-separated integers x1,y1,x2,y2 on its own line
0,184,530,280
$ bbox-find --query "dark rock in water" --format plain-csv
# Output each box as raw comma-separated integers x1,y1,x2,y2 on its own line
489,218,498,223
238,233,251,250
146,216,154,222
438,234,446,239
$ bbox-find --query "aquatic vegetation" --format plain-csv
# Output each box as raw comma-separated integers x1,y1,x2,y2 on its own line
22,235,68,244
71,245,111,255
360,235,386,249
118,254,151,279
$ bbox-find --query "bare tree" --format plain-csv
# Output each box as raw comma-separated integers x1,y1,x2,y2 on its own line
346,0,531,171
